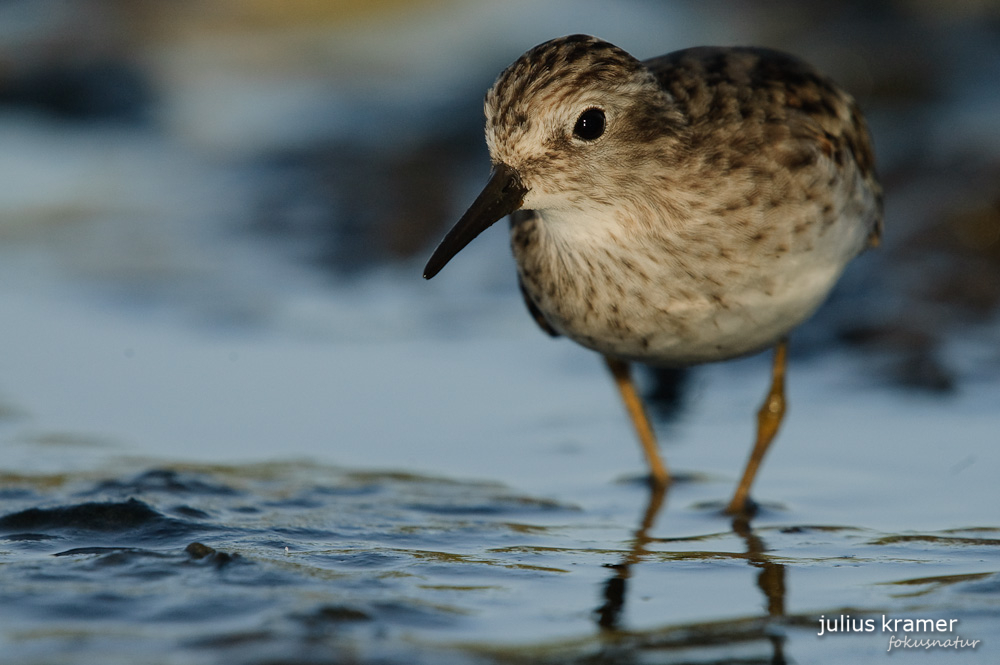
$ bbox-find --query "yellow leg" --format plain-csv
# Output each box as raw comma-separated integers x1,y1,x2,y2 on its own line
726,340,788,514
604,356,669,486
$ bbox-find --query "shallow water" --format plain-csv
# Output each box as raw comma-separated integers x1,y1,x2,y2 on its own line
2,283,997,663
2,1,999,663
1,457,997,664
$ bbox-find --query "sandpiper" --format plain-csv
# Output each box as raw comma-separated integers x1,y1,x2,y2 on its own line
424,35,882,514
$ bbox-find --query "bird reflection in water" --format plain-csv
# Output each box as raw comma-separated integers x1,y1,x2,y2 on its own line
594,487,788,663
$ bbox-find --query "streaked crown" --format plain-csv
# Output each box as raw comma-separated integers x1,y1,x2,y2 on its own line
481,35,682,211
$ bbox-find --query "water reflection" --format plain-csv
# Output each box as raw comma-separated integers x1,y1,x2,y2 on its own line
732,516,788,664
595,483,667,630
595,485,789,663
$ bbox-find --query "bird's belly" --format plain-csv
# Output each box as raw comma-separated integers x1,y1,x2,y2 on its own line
511,189,873,367
585,283,824,365
516,242,853,367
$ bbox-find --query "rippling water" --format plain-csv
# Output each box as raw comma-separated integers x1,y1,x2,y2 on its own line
1,459,997,664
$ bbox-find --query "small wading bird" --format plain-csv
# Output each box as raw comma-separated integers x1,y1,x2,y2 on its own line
423,35,882,514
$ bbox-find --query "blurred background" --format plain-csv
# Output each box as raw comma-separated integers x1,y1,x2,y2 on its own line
1,0,999,471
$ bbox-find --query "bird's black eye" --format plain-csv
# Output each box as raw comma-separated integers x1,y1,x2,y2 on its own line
573,108,606,141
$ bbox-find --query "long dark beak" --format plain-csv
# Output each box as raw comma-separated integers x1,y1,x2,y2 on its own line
423,162,527,279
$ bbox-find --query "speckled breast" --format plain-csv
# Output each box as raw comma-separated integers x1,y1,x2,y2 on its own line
510,207,868,367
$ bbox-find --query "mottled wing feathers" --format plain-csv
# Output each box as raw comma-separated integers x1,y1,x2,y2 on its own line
645,46,883,245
